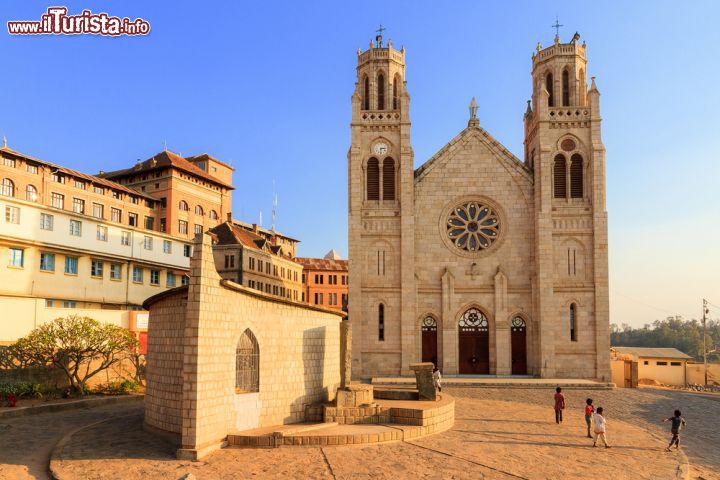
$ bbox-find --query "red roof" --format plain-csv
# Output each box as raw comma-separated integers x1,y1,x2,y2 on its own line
295,257,348,272
0,146,156,201
99,150,234,190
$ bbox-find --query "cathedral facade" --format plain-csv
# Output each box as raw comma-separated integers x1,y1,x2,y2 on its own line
347,32,610,380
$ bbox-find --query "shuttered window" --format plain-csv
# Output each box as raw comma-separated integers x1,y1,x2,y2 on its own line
366,158,380,200
553,154,567,199
570,154,583,198
382,158,395,200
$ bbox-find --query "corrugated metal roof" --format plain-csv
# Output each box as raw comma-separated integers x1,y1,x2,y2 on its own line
612,347,692,360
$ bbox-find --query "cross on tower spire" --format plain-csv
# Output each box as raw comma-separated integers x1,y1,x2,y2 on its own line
552,16,563,39
375,23,386,47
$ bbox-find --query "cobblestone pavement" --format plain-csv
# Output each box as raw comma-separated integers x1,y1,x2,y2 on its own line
46,387,704,480
0,401,143,480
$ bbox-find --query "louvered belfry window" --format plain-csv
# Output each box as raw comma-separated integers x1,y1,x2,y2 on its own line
367,158,380,200
553,154,567,199
562,69,570,106
570,154,583,198
363,76,370,110
546,73,554,107
377,73,385,110
382,158,395,200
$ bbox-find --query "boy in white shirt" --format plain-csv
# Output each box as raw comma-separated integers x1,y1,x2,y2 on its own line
592,407,611,448
433,366,442,400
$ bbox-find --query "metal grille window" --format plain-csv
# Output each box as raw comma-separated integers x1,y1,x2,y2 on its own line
236,329,259,393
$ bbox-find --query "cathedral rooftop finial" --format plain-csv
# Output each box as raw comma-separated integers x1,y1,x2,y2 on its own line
2,135,6,148
552,16,563,43
375,23,386,48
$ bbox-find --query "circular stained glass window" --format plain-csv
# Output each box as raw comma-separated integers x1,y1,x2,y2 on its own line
446,202,500,252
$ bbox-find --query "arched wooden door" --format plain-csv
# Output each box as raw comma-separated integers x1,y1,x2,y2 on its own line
458,308,489,374
510,317,527,375
421,316,438,366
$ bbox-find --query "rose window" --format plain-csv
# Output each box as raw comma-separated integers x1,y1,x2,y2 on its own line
446,202,500,252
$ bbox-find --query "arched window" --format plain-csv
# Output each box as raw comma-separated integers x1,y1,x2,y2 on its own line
378,304,385,341
209,210,218,220
553,154,567,199
366,158,380,200
570,154,583,198
377,73,385,110
363,76,370,110
546,72,554,107
179,200,188,211
382,158,395,201
569,304,578,341
25,184,38,202
236,329,259,393
579,69,586,105
392,76,399,109
1,178,14,197
195,205,204,216
562,69,570,106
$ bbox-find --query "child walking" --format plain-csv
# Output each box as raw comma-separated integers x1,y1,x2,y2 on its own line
592,407,611,448
433,365,442,400
584,398,595,438
554,387,565,424
663,410,686,451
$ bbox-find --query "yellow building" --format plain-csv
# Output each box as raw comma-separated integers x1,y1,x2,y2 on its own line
0,145,232,344
611,347,692,387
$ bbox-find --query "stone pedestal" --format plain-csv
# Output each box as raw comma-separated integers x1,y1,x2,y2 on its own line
410,362,437,401
336,384,374,407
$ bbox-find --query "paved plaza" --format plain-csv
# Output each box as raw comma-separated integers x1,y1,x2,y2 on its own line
1,387,717,480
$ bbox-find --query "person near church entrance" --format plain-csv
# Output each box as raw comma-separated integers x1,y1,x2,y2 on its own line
433,366,442,400
585,398,595,438
663,409,686,451
592,407,611,448
554,387,565,424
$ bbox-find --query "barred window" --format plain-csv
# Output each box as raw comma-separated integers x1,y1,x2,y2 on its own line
377,73,385,110
236,329,259,393
362,75,369,110
570,303,578,341
562,69,570,106
546,72,554,107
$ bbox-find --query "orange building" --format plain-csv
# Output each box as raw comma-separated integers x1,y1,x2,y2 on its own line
295,250,348,311
99,150,234,240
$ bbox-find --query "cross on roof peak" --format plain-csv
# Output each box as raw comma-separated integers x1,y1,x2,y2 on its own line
552,16,563,38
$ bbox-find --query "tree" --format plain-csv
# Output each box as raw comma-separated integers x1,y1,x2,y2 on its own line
12,315,139,395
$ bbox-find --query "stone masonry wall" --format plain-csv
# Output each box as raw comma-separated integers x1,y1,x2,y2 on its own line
144,233,343,456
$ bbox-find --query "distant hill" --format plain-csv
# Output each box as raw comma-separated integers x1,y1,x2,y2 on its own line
611,317,719,362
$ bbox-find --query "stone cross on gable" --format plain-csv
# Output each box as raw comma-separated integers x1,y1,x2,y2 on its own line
467,262,480,280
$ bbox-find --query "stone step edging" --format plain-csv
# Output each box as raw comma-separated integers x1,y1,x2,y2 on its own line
0,394,144,419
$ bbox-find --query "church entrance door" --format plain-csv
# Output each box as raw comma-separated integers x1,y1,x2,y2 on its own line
458,308,490,374
421,316,438,366
510,317,527,375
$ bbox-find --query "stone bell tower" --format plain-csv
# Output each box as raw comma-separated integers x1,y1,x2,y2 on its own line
523,31,611,380
347,28,415,377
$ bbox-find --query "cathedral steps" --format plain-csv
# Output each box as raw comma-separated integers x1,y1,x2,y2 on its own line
372,377,614,389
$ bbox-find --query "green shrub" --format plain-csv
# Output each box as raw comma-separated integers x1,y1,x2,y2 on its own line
0,382,44,400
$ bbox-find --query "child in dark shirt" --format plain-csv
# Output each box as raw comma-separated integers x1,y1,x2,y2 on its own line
663,409,686,451
554,387,565,424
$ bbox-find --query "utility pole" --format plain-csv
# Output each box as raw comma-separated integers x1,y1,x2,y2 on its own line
703,298,709,386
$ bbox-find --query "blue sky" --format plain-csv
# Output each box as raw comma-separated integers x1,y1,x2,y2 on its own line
1,1,719,327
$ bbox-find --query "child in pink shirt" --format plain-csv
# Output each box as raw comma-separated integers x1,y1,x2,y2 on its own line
554,387,565,424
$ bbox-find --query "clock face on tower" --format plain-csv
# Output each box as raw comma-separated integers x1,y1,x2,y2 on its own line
373,143,388,155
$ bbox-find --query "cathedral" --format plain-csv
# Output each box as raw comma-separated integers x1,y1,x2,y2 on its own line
347,31,611,380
